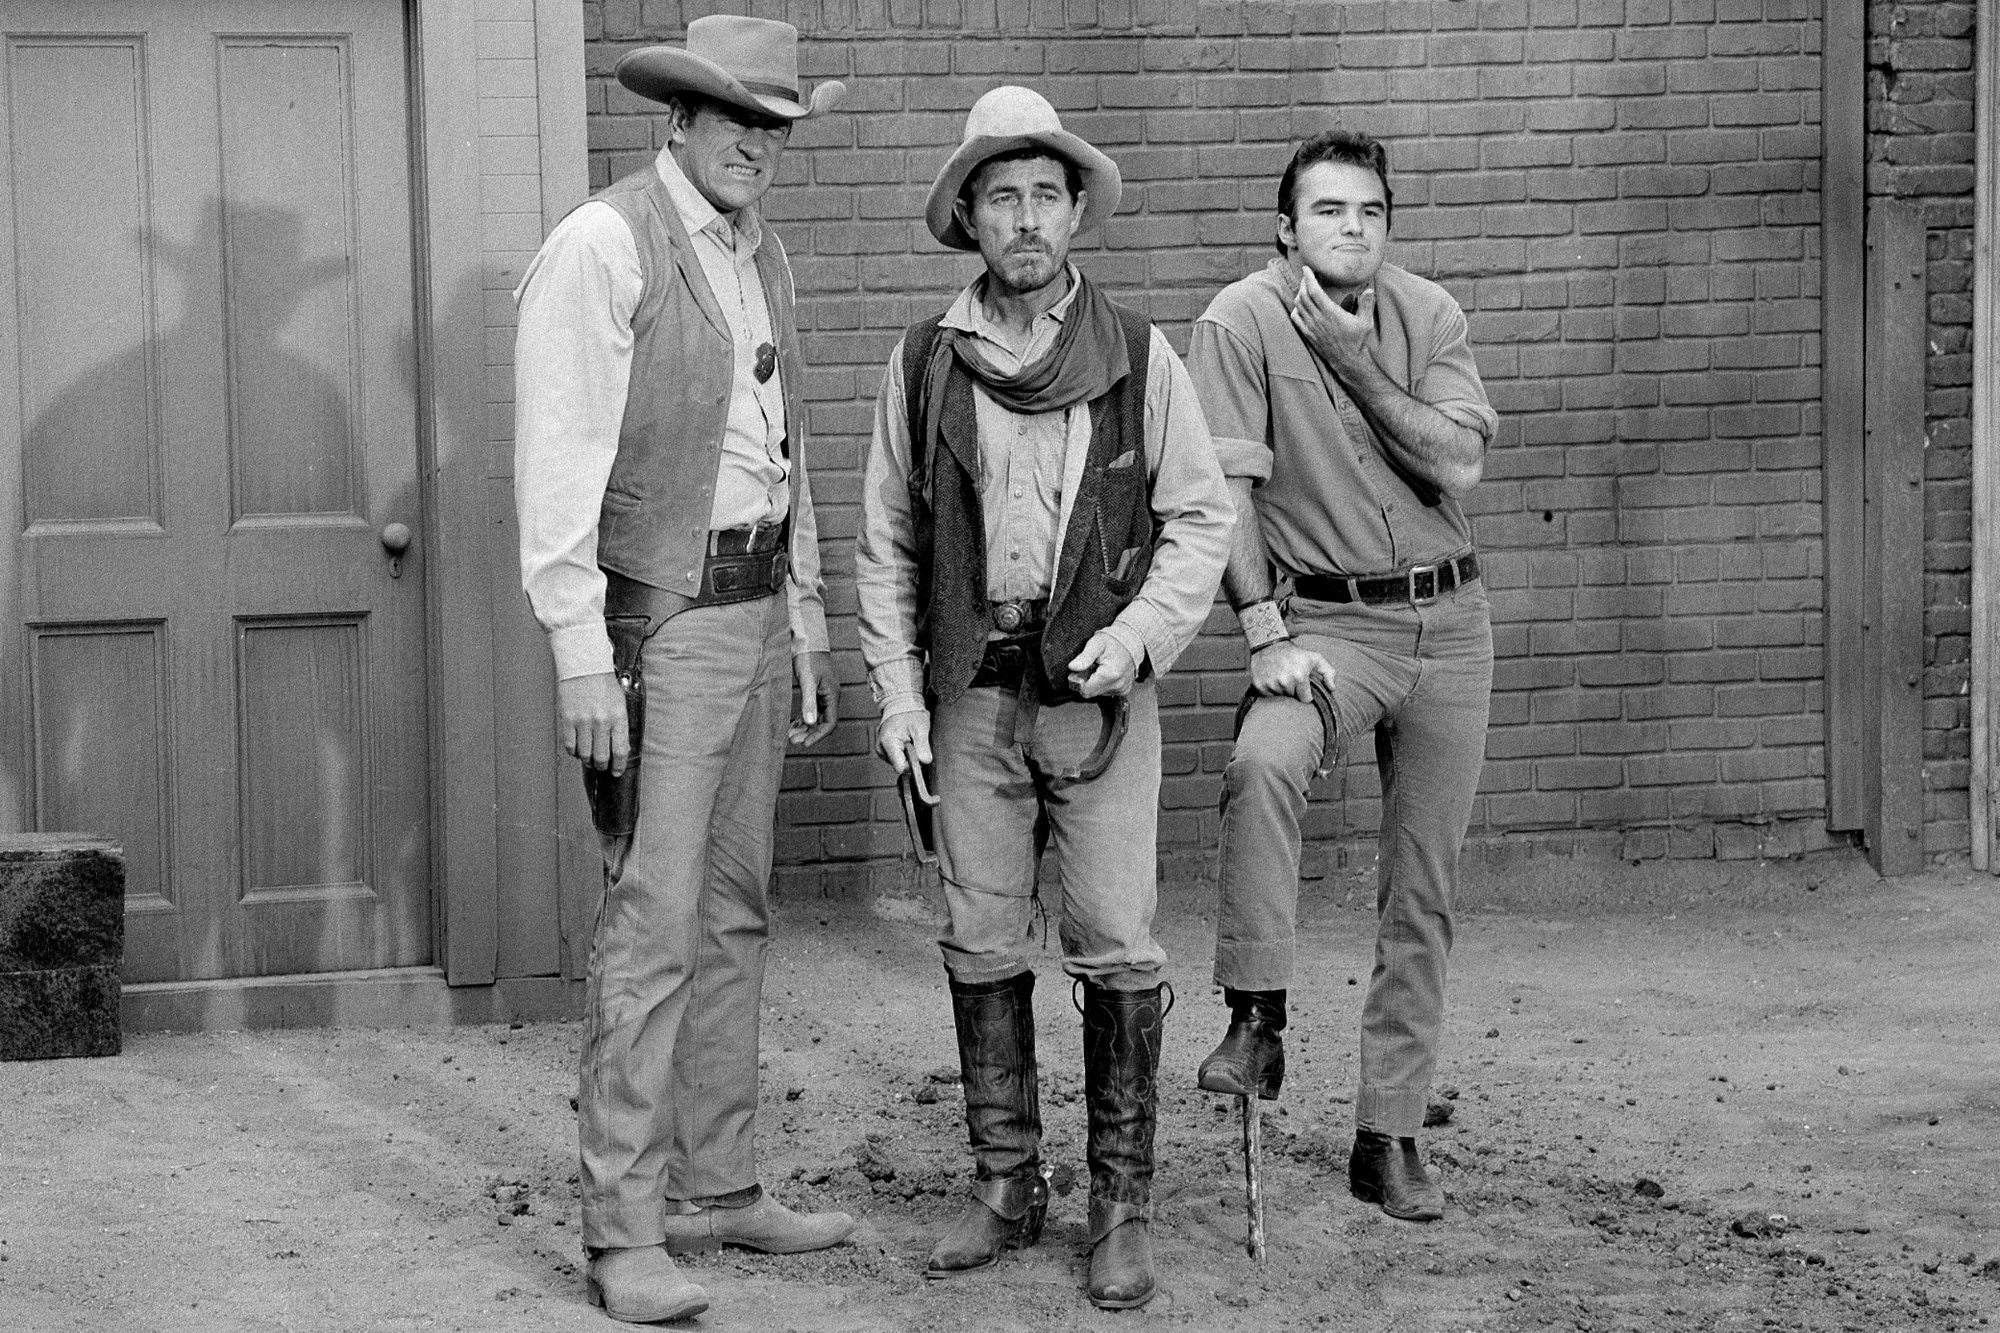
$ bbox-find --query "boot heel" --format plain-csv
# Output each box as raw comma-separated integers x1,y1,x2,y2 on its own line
1012,1199,1048,1249
1257,1048,1285,1101
585,1276,605,1309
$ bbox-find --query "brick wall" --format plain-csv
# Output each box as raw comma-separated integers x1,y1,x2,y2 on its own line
575,0,1978,886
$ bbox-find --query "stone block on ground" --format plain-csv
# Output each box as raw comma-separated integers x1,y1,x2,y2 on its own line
0,835,124,1060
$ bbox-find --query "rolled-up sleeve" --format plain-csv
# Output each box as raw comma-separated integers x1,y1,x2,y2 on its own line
1416,301,1498,442
1100,328,1233,677
1187,316,1275,484
513,203,640,682
853,345,928,717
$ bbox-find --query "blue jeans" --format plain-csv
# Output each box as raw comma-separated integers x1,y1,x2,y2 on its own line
930,679,1169,991
1214,581,1492,1137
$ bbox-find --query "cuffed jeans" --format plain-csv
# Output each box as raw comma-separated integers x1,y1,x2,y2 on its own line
1214,581,1492,1137
578,593,790,1251
931,679,1168,992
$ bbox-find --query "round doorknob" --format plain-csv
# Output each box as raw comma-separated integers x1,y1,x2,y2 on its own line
380,522,412,555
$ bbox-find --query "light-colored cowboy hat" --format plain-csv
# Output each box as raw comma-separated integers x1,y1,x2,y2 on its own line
925,86,1122,251
615,15,844,121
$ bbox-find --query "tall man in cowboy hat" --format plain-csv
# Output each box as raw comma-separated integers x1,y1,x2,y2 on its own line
854,86,1232,1308
1188,129,1496,1224
513,16,853,1323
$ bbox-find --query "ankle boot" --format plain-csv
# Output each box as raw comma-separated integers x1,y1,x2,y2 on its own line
1196,987,1286,1100
1349,1128,1444,1222
1082,981,1164,1309
926,971,1048,1277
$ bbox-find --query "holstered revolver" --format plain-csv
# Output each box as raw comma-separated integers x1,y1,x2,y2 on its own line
582,614,649,837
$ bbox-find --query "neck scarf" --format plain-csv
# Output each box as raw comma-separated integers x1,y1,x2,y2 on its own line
919,270,1133,461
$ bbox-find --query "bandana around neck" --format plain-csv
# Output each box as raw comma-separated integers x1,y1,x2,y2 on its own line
935,269,1133,417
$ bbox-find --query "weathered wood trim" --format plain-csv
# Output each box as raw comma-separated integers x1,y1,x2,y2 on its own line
411,0,500,984
123,967,585,1032
1862,202,1928,875
1821,0,1868,831
528,0,600,981
1972,0,1999,872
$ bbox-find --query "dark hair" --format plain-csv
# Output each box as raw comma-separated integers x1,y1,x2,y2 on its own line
959,147,1085,210
1275,129,1393,254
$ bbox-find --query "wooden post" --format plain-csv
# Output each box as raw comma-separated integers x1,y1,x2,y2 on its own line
1821,0,1869,831
1971,0,2000,872
1862,202,1929,875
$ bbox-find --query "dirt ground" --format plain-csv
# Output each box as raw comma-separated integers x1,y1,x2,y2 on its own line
3,847,1998,1333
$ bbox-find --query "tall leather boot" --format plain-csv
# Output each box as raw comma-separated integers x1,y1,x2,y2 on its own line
1196,987,1286,1099
926,970,1048,1277
1082,981,1164,1309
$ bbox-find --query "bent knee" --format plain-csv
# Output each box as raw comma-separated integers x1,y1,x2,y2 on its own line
1228,702,1326,790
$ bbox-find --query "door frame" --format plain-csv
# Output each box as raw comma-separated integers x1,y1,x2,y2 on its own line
409,0,587,983
1971,0,1999,870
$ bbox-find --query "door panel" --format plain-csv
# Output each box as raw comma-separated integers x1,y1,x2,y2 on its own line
217,35,362,520
1,1,429,982
10,36,162,527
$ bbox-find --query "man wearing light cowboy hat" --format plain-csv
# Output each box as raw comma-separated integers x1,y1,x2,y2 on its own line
512,15,852,1324
855,87,1232,1308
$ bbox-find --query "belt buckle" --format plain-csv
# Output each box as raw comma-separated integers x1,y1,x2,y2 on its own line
1408,564,1440,605
992,600,1027,633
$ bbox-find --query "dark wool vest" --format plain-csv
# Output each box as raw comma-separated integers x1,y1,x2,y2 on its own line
901,302,1157,707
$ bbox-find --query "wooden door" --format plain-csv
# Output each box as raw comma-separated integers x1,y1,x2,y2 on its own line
0,1,430,981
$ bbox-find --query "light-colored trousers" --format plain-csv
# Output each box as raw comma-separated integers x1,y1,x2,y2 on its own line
931,679,1169,992
1215,582,1492,1138
577,593,790,1251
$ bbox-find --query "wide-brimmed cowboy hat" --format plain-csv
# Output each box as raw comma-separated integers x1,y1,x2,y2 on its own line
925,86,1122,251
616,15,844,121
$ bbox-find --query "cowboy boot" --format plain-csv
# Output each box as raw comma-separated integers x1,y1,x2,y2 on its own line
926,970,1049,1277
1349,1129,1445,1222
1196,987,1286,1100
1082,980,1165,1309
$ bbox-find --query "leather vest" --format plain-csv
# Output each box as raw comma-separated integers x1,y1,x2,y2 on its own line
901,302,1156,706
590,166,807,594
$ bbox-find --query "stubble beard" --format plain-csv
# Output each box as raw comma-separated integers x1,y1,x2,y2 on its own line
988,246,1065,299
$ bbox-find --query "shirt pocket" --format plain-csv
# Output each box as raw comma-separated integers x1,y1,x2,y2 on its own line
1093,450,1153,596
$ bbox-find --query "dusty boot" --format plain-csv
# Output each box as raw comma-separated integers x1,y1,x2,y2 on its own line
1196,987,1286,1100
926,970,1048,1277
1082,981,1165,1310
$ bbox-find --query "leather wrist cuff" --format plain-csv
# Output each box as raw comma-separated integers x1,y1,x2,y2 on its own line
1238,600,1290,652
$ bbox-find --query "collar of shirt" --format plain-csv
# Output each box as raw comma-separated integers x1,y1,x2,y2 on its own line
652,144,763,257
940,262,1083,372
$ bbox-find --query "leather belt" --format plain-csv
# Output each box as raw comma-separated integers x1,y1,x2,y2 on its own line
989,598,1048,634
968,636,1043,693
603,521,790,630
1293,552,1479,607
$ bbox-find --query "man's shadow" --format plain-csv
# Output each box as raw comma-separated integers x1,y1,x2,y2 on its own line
21,199,369,975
